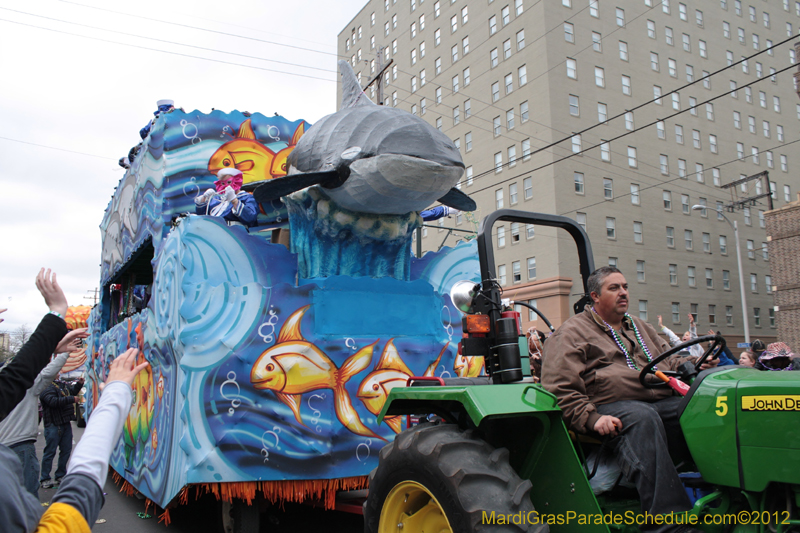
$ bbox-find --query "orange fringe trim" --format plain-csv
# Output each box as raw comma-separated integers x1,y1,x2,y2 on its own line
195,476,369,510
111,470,368,523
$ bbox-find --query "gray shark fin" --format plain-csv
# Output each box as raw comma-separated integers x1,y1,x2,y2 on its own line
253,171,347,205
339,60,375,108
437,188,477,212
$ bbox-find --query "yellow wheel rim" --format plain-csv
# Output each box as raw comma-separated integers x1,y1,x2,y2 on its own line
378,480,453,533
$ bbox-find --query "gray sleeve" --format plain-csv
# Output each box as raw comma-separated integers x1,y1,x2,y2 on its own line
0,445,44,533
52,473,105,525
30,353,69,396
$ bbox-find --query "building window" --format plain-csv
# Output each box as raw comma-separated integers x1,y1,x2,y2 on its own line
709,135,718,153
600,143,610,161
627,146,637,167
726,306,733,326
572,134,581,153
594,66,604,86
508,145,516,167
720,235,728,254
512,261,521,283
721,270,730,290
671,302,680,322
675,124,684,144
685,230,693,250
665,26,674,46
637,260,646,282
491,82,500,102
590,0,599,17
520,101,528,122
666,226,675,247
750,273,758,292
625,112,634,130
576,213,586,230
503,39,512,59
669,265,678,286
527,299,538,321
498,264,506,285
608,257,618,267
647,20,656,39
709,305,716,324
663,191,672,210
524,177,532,199
567,58,577,79
634,221,643,243
564,22,575,42
654,85,662,104
592,32,602,52
465,132,472,152
619,41,628,61
639,301,648,321
688,267,696,287
526,223,535,239
657,121,666,139
766,275,773,294
606,217,616,239
518,65,527,85
616,7,625,26
769,308,775,328
746,239,755,259
631,184,640,205
494,153,503,174
603,178,613,199
705,268,714,288
489,15,497,35
574,172,584,194
754,307,761,326
660,154,669,175
527,257,536,279
517,30,525,50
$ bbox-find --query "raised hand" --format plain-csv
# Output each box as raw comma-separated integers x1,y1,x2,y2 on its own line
105,348,149,387
55,328,88,354
35,269,68,317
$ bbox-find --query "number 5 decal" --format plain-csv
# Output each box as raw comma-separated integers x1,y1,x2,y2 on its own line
716,396,728,417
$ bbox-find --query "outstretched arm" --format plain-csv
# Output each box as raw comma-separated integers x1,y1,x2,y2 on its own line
0,269,68,420
40,349,148,529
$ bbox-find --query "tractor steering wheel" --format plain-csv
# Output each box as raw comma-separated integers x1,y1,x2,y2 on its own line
638,335,725,389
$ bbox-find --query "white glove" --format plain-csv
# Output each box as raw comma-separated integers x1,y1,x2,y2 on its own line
222,186,236,202
195,188,215,205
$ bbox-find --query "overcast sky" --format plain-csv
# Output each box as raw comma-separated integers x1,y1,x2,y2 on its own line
0,0,368,332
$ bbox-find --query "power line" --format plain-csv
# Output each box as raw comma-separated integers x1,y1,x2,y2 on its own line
56,0,342,58
0,136,117,160
0,18,337,83
0,7,338,74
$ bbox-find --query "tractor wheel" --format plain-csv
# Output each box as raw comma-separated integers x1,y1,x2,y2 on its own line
364,423,547,533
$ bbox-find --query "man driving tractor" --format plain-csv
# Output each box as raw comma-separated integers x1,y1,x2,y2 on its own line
542,266,717,533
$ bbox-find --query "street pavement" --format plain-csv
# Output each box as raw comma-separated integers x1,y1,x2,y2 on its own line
34,422,365,532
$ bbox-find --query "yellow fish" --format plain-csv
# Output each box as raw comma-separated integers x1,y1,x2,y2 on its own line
357,340,447,433
269,122,305,179
250,305,381,439
454,353,485,377
208,119,277,186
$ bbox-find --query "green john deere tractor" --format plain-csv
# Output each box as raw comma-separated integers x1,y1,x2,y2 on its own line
364,210,800,533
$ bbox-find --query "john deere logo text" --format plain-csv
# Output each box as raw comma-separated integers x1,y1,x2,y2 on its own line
741,395,800,411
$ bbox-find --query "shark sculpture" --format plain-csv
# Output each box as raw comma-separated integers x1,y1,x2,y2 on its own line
253,60,475,215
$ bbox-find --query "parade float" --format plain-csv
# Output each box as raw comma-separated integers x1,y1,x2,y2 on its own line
85,61,483,527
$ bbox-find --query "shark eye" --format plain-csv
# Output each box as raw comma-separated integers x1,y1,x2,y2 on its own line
266,363,274,372
281,163,287,171
222,159,232,167
372,384,380,391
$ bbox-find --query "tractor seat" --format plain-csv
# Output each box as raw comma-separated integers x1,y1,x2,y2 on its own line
442,377,492,387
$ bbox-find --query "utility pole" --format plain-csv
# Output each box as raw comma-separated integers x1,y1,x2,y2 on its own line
84,288,99,305
363,48,393,105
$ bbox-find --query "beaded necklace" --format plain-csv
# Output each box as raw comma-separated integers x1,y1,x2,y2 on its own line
592,307,656,371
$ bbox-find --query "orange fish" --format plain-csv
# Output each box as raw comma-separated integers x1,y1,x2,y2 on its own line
269,122,305,179
454,353,485,378
208,119,277,186
357,341,447,433
250,305,381,439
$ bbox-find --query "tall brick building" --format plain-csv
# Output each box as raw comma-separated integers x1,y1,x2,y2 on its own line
765,194,800,350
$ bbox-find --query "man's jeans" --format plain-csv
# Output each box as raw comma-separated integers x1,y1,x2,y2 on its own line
40,423,72,483
10,441,40,498
596,397,693,532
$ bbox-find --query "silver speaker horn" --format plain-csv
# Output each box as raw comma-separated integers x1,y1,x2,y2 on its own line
450,280,480,314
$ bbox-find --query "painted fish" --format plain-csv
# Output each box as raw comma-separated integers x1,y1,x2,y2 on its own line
208,119,277,186
250,305,381,439
253,60,475,215
454,353,485,378
357,340,447,433
269,121,305,179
